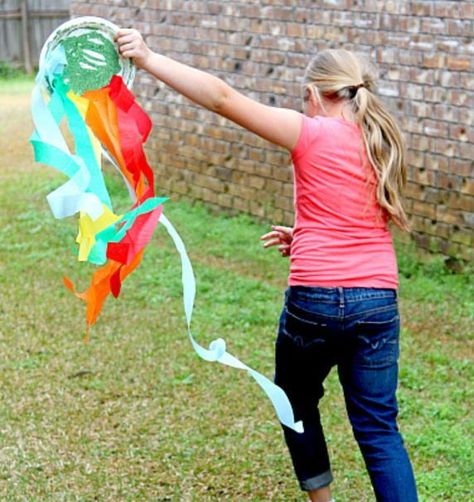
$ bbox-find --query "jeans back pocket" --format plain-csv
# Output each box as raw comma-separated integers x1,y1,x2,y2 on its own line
353,307,400,368
280,300,332,349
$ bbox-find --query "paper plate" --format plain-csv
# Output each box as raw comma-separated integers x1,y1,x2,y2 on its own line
39,16,136,94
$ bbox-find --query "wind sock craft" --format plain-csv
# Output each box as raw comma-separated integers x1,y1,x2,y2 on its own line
31,16,303,433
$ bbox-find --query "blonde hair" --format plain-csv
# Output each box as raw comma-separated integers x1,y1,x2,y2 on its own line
303,49,411,232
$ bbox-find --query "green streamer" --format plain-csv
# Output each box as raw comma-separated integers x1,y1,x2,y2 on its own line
62,31,120,95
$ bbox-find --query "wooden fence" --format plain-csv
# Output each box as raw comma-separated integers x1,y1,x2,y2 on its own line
0,0,70,73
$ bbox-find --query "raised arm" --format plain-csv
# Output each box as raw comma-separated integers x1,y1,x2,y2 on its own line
116,29,302,151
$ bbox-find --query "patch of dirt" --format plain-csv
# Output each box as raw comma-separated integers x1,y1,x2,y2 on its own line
0,90,35,176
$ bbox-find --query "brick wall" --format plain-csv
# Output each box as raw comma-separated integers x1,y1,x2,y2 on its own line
70,0,473,262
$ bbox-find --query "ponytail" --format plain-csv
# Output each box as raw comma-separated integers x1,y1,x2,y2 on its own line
354,87,411,231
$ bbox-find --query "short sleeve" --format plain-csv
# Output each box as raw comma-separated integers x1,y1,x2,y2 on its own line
290,115,321,162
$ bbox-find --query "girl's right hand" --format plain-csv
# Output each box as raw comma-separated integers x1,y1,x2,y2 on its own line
260,225,293,257
116,28,153,70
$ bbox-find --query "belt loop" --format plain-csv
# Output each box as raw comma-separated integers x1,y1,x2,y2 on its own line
338,286,344,308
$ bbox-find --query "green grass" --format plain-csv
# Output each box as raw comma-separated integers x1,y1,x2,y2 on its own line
0,76,473,501
0,63,34,92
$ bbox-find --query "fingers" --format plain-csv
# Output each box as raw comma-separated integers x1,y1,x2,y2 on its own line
260,228,292,240
121,50,136,59
272,225,293,235
278,244,290,257
260,230,280,241
116,34,137,44
117,28,135,36
118,42,136,55
120,49,138,59
262,237,281,248
261,225,293,256
115,28,138,41
115,29,143,57
115,29,150,67
261,237,291,257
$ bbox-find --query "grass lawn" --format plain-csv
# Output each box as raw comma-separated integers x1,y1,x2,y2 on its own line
0,76,472,501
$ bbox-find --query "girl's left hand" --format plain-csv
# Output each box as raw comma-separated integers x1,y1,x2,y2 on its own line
260,225,293,257
115,28,152,69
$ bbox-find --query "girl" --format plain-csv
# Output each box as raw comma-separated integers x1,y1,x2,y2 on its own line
116,29,418,502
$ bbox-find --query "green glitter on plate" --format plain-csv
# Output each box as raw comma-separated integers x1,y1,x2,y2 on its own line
62,31,120,95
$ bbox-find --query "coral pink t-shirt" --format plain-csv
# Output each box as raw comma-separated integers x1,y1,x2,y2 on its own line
288,114,398,289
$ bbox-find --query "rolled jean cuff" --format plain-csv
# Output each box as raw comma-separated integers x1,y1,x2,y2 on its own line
300,469,333,491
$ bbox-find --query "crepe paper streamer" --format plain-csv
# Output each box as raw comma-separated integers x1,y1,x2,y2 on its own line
82,75,155,200
63,248,145,328
30,47,105,221
160,214,304,433
58,76,163,326
31,46,165,333
32,16,304,433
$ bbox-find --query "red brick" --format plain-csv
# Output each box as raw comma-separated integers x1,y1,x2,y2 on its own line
233,197,249,212
247,175,266,190
272,166,292,183
274,197,293,212
413,168,437,186
413,201,437,219
449,125,471,142
407,150,425,168
249,200,266,218
217,193,233,208
448,159,474,177
459,3,474,20
447,192,474,212
460,245,473,262
410,2,434,16
422,53,446,69
286,23,305,37
446,56,471,71
451,230,473,246
405,182,424,199
461,179,474,196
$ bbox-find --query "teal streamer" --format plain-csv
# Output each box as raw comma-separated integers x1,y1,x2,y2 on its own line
54,78,112,209
160,214,304,433
30,46,104,220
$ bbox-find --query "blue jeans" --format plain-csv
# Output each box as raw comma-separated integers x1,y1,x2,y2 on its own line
274,286,418,501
